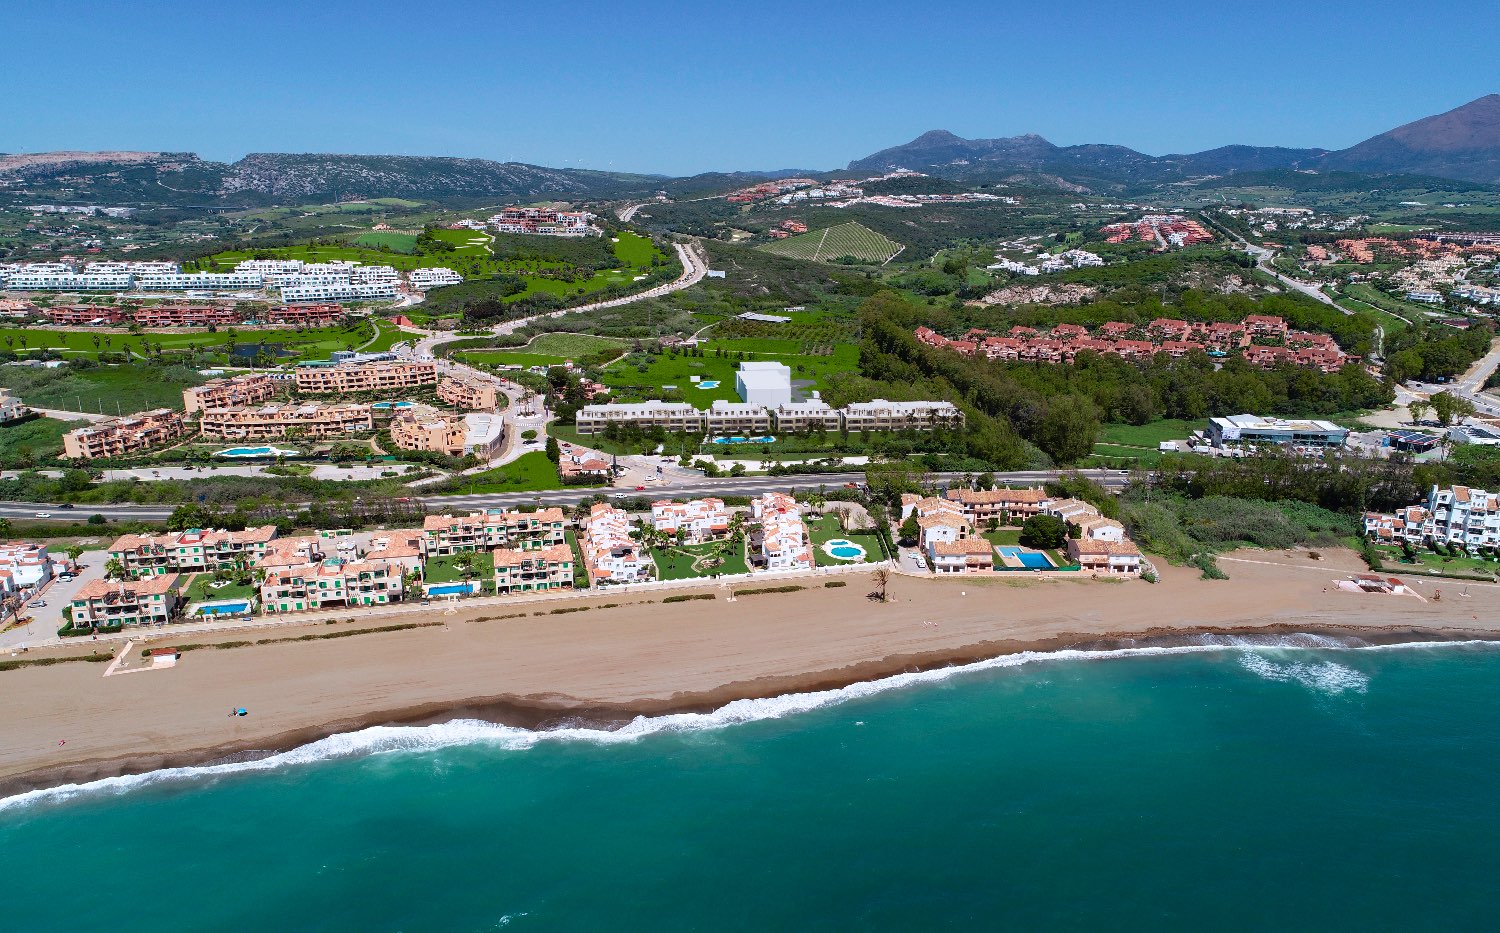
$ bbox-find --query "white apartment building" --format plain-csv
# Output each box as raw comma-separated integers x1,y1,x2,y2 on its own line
772,400,842,433
408,267,463,289
839,400,965,432
278,282,398,303
581,503,655,584
6,272,131,290
351,265,400,285
705,400,773,435
234,259,307,275
0,541,55,590
751,492,812,571
134,272,265,291
1365,485,1500,554
575,400,705,435
84,261,179,275
651,498,730,543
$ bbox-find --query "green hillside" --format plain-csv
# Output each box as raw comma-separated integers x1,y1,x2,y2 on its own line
759,222,904,264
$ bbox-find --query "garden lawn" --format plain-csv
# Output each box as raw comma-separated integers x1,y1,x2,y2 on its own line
650,539,748,580
424,551,495,585
1374,544,1498,579
353,232,418,252
806,513,885,567
183,574,256,603
603,344,858,404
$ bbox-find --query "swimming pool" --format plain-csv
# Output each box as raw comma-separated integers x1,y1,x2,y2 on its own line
196,600,252,616
216,446,298,458
996,545,1054,569
710,435,776,445
372,401,415,410
821,538,867,561
697,380,721,389
426,581,479,597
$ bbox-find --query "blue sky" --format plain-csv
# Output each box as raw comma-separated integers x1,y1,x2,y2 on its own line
3,0,1493,175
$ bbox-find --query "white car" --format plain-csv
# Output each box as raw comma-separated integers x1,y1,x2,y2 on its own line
33,512,52,519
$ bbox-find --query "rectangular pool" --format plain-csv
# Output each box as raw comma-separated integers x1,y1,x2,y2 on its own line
426,582,479,597
996,546,1055,569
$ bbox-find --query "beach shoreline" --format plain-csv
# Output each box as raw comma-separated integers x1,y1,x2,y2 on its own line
3,547,1498,800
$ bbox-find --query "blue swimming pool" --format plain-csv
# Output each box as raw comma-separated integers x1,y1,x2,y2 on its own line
822,538,867,561
996,545,1054,569
216,446,298,458
426,582,478,597
198,600,251,616
372,401,415,410
697,380,721,389
710,435,776,445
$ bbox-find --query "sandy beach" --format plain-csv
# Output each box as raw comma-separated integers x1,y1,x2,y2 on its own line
3,547,1497,797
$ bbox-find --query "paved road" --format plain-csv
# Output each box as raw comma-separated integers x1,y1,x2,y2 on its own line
0,469,1132,522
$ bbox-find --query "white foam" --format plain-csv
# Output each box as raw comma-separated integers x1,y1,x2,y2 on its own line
3,638,1495,812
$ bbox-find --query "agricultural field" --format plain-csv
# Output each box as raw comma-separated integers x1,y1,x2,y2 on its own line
759,222,905,264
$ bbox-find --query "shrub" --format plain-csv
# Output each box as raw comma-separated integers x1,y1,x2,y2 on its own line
662,593,715,603
1192,553,1227,580
823,580,848,588
736,585,805,596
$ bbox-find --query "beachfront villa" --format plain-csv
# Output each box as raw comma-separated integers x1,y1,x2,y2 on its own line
421,509,568,556
651,498,730,543
930,538,997,573
259,560,404,614
1364,484,1500,554
1066,538,1143,575
751,492,813,571
945,487,1050,524
107,526,279,579
580,504,655,584
492,545,575,595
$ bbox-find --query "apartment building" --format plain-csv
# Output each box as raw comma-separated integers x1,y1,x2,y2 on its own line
294,359,437,394
260,559,403,613
492,544,575,595
581,503,654,584
0,388,30,424
575,399,704,435
772,400,842,433
43,305,126,326
108,526,278,579
6,272,131,290
135,272,264,291
837,400,965,432
1065,538,1143,575
278,283,398,302
751,492,812,572
62,409,186,460
183,373,276,414
945,487,1050,524
930,538,996,574
70,576,182,628
421,509,567,556
198,402,374,440
651,498,730,543
131,304,242,327
408,267,463,289
705,400,774,435
437,374,499,410
264,303,345,326
390,408,466,456
1364,485,1500,554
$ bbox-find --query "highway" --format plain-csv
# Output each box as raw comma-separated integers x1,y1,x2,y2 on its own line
0,470,1132,523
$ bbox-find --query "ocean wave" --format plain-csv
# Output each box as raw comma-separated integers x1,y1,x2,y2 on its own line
3,637,1495,812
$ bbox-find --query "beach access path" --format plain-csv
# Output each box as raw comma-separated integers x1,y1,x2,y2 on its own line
3,547,1498,796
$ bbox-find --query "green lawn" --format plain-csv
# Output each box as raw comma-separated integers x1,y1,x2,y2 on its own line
0,415,85,466
435,451,566,494
1342,283,1434,321
424,551,495,585
611,231,657,266
981,529,1022,546
361,320,419,353
650,539,748,580
603,344,859,404
1097,419,1199,447
183,573,256,603
353,231,419,252
1374,544,1498,579
806,514,885,567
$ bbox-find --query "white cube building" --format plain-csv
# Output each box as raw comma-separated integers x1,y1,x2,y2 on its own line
735,361,793,406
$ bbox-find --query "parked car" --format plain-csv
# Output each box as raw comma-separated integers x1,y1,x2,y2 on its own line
29,600,45,608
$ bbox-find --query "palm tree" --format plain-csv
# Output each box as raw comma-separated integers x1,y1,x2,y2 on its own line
104,558,126,581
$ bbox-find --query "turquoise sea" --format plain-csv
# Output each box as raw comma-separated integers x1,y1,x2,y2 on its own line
4,638,1499,931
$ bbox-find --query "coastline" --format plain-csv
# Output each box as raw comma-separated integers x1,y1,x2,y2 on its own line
3,547,1498,800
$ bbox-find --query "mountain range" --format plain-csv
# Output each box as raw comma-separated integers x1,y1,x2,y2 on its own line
2,95,1497,206
848,95,1500,188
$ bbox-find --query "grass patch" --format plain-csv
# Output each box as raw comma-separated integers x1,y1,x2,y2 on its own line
662,592,716,603
433,451,566,494
424,551,495,585
353,231,419,252
0,415,86,465
760,222,904,264
807,513,884,567
459,333,628,368
183,574,256,603
735,584,805,596
0,363,205,414
650,539,748,580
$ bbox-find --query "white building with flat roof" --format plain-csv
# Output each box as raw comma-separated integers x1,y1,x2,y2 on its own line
409,267,463,289
735,361,794,406
278,282,398,303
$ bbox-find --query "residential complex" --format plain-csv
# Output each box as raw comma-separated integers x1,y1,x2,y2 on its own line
437,374,500,410
408,267,463,290
580,503,654,584
107,526,279,578
198,402,375,440
751,492,813,571
183,373,276,414
0,541,55,590
915,314,1355,373
1364,485,1500,555
294,358,437,394
944,487,1050,524
260,559,404,614
62,408,186,460
489,208,597,237
575,398,963,435
492,545,575,595
131,304,245,327
70,576,182,628
1101,215,1213,248
420,509,567,556
651,498,730,543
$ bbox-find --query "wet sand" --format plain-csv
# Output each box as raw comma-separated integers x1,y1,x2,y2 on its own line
2,548,1496,797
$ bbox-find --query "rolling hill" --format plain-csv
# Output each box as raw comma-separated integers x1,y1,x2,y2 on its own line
759,222,904,264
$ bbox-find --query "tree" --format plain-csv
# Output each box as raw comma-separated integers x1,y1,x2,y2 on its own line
1019,514,1067,550
1407,399,1430,425
898,514,920,546
870,567,890,603
168,503,213,531
544,436,561,464
1429,391,1475,427
1033,395,1101,466
104,557,126,580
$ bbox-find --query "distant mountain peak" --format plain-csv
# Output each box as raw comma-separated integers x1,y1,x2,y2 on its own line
1321,93,1500,182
